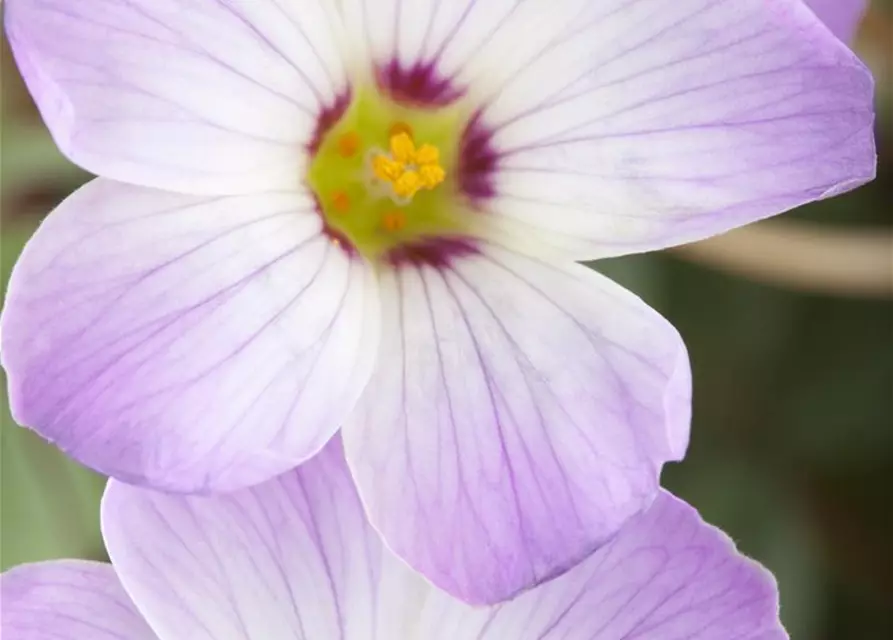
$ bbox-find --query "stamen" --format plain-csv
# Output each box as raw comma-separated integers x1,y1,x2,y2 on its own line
390,132,416,164
388,121,414,140
394,171,423,198
370,131,447,200
306,86,471,262
414,144,439,165
383,210,407,232
337,131,361,158
420,164,445,189
372,155,404,182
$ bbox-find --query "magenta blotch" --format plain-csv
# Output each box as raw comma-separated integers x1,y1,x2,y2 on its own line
307,90,352,155
384,236,480,269
459,111,500,202
376,60,465,108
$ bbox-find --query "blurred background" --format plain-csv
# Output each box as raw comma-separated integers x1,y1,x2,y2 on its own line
1,4,890,639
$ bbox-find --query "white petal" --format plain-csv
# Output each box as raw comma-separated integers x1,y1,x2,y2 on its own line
1,179,379,492
344,244,690,604
419,491,789,640
101,437,430,640
478,0,875,258
6,0,347,193
102,437,786,640
1,560,157,639
339,0,874,260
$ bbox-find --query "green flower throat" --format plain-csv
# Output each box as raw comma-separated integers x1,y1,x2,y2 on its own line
307,88,477,261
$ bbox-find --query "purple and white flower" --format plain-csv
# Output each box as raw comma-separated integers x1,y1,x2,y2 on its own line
1,437,788,640
0,0,874,604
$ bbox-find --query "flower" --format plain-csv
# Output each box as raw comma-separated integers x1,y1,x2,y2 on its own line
0,0,875,604
1,437,788,640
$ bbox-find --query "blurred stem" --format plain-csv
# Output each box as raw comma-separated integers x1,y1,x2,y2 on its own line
673,221,893,299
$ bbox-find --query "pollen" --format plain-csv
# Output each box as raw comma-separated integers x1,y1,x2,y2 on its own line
414,144,439,165
390,132,416,163
371,132,447,200
336,131,361,158
420,164,446,189
372,155,404,182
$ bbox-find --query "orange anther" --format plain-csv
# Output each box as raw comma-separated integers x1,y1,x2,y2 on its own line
337,131,361,158
331,190,351,213
388,121,414,141
382,210,407,232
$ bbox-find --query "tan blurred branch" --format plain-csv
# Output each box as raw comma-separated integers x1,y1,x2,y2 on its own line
673,221,893,299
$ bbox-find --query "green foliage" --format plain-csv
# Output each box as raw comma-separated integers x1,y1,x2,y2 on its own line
1,224,107,569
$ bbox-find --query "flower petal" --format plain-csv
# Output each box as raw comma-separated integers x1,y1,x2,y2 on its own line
805,0,867,43
5,0,346,194
342,244,691,604
103,442,787,640
418,490,789,640
1,179,379,492
101,436,425,640
469,0,875,259
337,0,522,80
1,560,157,639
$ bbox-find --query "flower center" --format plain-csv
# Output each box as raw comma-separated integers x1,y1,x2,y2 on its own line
307,87,477,262
371,132,446,201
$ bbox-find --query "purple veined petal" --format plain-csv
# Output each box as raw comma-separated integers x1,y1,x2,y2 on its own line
462,0,875,260
101,436,425,640
0,560,158,640
804,0,868,43
418,490,789,640
335,0,595,106
4,0,347,194
342,243,691,605
0,178,380,493
336,0,511,86
330,0,874,259
102,435,787,640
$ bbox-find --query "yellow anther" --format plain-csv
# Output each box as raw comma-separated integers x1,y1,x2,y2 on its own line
394,170,424,199
390,132,416,164
331,190,351,213
372,155,404,182
371,131,447,200
414,144,439,165
337,131,361,158
382,210,407,232
419,164,446,189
